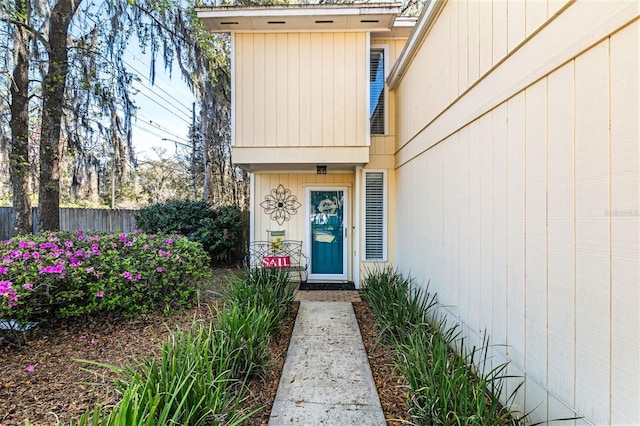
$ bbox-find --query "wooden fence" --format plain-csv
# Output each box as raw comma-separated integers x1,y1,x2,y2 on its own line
0,207,138,240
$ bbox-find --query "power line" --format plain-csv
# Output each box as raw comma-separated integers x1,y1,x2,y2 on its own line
132,86,192,124
137,112,190,141
133,119,189,143
123,57,194,112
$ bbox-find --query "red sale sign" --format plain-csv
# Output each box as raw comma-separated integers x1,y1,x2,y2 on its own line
261,255,291,269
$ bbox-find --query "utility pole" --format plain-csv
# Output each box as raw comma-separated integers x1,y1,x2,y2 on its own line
191,102,197,201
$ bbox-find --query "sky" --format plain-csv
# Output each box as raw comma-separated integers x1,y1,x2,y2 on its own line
125,47,197,161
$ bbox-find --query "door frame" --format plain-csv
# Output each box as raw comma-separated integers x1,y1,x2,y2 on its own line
305,186,349,281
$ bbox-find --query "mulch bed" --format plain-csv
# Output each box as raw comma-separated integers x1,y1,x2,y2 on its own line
0,296,410,425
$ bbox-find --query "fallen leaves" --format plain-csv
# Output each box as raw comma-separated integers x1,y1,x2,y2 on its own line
0,296,409,426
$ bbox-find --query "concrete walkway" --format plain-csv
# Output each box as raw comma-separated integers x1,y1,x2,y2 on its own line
268,301,386,425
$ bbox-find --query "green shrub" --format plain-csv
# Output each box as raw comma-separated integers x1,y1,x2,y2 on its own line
135,200,243,263
0,230,209,332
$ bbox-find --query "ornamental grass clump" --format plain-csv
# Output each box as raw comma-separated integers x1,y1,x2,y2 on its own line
0,230,210,340
70,266,293,426
225,267,296,336
362,267,525,425
74,317,254,426
361,266,437,342
215,304,274,378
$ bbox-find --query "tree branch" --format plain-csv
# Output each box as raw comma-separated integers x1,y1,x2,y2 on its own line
0,16,50,53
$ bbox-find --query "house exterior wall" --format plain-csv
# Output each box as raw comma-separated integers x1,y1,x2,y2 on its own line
234,32,367,149
393,1,639,425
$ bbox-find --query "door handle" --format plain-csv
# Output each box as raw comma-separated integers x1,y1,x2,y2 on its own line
344,228,347,238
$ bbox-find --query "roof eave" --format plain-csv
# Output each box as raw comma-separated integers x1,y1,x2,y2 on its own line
387,0,446,89
196,3,404,33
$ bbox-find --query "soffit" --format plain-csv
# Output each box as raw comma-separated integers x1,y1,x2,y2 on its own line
196,3,403,33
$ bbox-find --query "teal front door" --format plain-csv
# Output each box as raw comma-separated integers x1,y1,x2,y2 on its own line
308,188,347,280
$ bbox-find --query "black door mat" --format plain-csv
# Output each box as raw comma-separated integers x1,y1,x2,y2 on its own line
300,281,356,291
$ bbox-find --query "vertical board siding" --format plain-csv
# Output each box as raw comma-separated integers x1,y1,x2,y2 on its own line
265,34,278,146
609,22,640,425
395,0,576,154
507,0,526,52
546,61,576,407
392,0,639,423
235,32,366,149
252,34,266,147
491,103,508,359
505,92,526,411
457,0,469,93
575,40,611,425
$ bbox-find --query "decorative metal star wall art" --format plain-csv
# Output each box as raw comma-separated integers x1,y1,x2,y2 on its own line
260,184,302,225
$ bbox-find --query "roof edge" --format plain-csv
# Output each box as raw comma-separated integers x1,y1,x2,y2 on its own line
195,2,403,13
387,0,446,89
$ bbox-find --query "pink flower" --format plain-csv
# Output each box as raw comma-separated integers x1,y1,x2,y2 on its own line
134,274,141,281
25,365,35,372
134,229,141,234
156,267,163,272
0,267,6,274
123,271,132,279
38,264,64,274
90,338,98,345
97,291,104,298
0,280,13,296
166,238,174,245
23,283,33,291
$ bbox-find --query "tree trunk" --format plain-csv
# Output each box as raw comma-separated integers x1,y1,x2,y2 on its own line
9,0,33,235
38,0,81,231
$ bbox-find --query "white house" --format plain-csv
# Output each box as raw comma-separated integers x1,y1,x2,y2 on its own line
197,1,640,423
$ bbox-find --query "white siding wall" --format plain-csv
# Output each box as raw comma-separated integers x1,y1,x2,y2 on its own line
393,1,639,424
235,32,367,148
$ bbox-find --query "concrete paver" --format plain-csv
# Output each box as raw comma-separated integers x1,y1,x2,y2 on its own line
268,301,386,425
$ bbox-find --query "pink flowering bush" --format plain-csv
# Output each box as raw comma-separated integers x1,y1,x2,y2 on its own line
0,230,210,328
